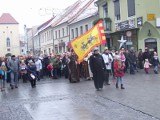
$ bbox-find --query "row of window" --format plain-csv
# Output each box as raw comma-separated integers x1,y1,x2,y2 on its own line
40,30,52,43
71,24,89,39
54,27,68,39
1,31,12,34
40,24,89,43
103,0,135,21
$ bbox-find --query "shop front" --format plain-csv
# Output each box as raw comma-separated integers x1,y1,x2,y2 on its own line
111,18,139,51
138,21,160,55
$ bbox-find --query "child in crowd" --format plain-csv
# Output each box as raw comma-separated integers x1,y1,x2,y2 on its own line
47,63,53,78
20,60,28,83
0,62,7,91
28,61,37,88
144,59,152,74
114,56,125,89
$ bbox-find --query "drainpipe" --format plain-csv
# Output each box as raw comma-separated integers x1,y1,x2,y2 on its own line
68,25,70,52
32,28,35,55
52,28,55,54
38,33,41,55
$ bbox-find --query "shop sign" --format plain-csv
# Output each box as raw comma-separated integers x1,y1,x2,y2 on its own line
115,19,135,31
128,19,135,29
137,17,143,27
126,31,132,37
156,18,160,27
126,41,133,45
147,14,156,21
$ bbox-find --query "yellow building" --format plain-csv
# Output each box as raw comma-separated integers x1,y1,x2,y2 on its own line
96,0,160,55
0,13,20,56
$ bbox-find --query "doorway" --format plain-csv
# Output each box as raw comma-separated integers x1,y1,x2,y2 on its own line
145,38,157,52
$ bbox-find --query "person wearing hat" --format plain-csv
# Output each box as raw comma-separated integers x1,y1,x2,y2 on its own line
128,47,137,74
102,47,113,85
68,50,80,83
89,47,106,91
7,55,20,89
138,49,143,69
143,47,151,62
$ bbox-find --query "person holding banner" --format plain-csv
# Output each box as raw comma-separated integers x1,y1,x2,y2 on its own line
89,47,106,91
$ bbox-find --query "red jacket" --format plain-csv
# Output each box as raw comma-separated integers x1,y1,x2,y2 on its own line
47,64,53,71
114,61,125,77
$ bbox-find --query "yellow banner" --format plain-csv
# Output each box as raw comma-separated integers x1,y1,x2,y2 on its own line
71,20,106,63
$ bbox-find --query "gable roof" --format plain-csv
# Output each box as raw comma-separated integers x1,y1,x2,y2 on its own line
69,0,98,24
68,0,95,23
0,13,19,24
34,17,56,36
38,17,54,30
51,0,95,27
51,0,81,27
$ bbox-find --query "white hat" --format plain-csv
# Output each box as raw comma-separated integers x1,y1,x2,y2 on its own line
93,47,99,52
1,62,5,66
28,60,33,63
145,59,148,62
104,47,108,50
114,55,121,60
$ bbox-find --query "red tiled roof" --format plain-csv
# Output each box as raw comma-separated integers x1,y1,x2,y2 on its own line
0,13,19,24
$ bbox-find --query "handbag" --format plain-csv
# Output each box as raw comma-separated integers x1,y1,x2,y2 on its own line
29,73,36,81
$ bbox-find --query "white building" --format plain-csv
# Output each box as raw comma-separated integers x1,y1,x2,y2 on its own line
52,0,97,53
37,17,54,55
69,0,98,44
36,0,98,55
0,13,20,56
27,26,38,55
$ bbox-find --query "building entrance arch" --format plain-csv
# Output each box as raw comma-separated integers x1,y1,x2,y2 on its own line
145,38,157,53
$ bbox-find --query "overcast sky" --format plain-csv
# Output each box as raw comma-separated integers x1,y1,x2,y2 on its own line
0,0,78,34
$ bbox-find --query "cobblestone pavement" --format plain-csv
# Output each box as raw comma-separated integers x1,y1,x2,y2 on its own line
0,70,160,120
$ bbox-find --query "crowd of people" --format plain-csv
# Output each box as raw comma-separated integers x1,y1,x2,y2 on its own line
0,46,159,91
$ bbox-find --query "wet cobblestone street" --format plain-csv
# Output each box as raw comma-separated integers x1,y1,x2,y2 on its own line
0,70,160,120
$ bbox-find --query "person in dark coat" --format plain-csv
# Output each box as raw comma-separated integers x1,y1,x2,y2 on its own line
43,55,50,77
89,47,106,91
27,62,37,88
62,53,69,79
138,49,143,69
68,50,80,83
124,49,129,73
143,47,151,62
81,59,90,80
128,47,137,74
152,52,159,74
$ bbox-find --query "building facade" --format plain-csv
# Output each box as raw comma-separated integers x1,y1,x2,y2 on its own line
31,0,98,55
69,0,98,46
0,13,20,56
96,0,160,55
52,0,97,54
26,26,39,55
